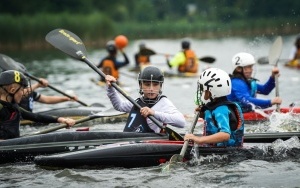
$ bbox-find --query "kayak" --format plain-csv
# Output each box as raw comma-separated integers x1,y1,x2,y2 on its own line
21,106,128,125
163,71,200,78
2,130,299,165
33,131,300,169
243,107,300,123
285,59,300,68
0,131,168,164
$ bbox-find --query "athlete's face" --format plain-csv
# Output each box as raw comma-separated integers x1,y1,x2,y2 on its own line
242,65,253,79
8,83,25,103
140,81,161,99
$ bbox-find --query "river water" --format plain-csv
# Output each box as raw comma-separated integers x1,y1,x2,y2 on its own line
1,34,300,187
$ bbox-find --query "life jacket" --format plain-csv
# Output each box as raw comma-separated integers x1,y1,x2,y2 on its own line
101,59,119,79
178,49,198,73
0,102,21,139
201,100,244,147
19,91,41,112
230,73,258,97
123,96,165,133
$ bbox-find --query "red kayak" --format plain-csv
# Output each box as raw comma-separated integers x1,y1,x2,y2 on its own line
243,107,300,123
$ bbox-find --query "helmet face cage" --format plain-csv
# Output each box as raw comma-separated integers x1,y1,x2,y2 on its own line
195,81,203,105
137,66,164,104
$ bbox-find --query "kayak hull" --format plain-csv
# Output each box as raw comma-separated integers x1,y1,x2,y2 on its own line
0,132,167,164
243,107,300,123
2,131,300,165
34,140,246,168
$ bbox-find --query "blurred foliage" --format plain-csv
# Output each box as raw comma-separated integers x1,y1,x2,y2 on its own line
0,0,300,50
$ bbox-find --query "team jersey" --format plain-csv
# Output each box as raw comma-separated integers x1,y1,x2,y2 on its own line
106,87,186,133
227,75,275,112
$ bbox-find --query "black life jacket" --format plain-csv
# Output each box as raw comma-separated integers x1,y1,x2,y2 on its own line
201,98,243,132
0,101,21,139
123,96,165,133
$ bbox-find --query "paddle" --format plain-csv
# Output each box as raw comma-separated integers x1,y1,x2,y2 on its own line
25,108,125,136
257,57,288,65
45,28,184,141
169,110,201,162
268,36,283,112
0,53,88,106
140,48,216,64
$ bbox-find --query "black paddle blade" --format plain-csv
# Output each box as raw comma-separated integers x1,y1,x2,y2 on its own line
45,29,87,60
166,127,184,141
140,48,156,56
257,56,269,64
0,54,24,72
199,56,215,63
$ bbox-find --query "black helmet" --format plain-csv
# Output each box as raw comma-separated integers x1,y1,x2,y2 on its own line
0,70,28,87
138,66,164,83
181,40,190,49
106,40,117,54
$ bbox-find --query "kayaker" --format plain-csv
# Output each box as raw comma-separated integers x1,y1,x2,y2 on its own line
227,52,282,112
20,77,78,112
166,40,199,73
286,35,300,67
0,70,76,140
97,40,130,83
184,68,244,147
12,63,79,112
134,42,151,69
105,65,186,133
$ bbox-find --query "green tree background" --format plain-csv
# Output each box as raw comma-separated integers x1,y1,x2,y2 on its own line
0,0,299,50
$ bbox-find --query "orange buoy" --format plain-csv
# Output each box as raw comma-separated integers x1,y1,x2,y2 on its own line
114,35,128,49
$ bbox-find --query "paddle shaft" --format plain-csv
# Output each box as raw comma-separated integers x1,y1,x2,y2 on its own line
26,112,108,136
268,36,282,112
25,73,88,106
179,110,201,156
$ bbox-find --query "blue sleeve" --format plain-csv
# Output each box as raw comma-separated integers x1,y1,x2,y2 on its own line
257,77,275,95
229,78,271,108
115,53,130,69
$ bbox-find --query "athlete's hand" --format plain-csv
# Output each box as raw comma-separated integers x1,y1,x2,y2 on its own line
140,107,154,117
271,97,282,105
105,75,117,87
271,67,280,78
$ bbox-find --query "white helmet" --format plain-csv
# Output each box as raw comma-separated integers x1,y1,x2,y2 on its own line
232,52,255,71
198,68,231,104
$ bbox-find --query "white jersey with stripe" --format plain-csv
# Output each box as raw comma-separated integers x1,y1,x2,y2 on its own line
106,87,186,133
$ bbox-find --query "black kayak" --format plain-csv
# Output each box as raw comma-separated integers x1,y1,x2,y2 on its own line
34,140,249,168
33,132,300,169
0,131,168,164
2,131,300,165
